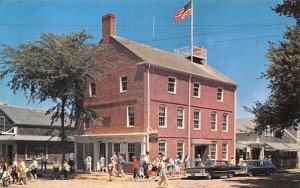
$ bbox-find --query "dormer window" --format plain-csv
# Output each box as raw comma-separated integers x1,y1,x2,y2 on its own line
0,116,5,132
265,125,273,137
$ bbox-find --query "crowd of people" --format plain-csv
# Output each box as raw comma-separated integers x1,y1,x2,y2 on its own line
0,153,75,187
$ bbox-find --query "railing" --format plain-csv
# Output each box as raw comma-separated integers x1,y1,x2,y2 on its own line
174,46,206,61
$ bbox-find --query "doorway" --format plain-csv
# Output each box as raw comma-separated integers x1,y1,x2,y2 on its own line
194,145,208,161
7,144,13,162
99,143,106,166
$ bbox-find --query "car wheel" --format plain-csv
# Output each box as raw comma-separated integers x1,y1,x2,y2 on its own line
228,172,234,178
247,170,253,177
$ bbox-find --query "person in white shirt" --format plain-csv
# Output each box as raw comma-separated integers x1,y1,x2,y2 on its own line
68,152,75,173
99,155,106,175
85,154,92,173
29,157,38,181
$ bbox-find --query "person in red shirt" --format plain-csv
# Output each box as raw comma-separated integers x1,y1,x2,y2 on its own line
132,156,139,180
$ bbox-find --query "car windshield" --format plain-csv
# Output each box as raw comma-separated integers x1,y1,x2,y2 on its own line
265,160,273,165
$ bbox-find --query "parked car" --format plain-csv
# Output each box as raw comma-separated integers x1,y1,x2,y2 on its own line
238,160,276,176
185,160,240,180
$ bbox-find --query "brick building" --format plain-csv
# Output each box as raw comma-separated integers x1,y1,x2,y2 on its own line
75,14,237,171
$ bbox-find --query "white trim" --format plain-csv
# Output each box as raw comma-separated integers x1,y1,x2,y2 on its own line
127,105,134,127
158,105,167,128
217,87,224,102
222,113,228,132
158,140,167,156
193,109,201,130
193,82,201,98
76,132,147,137
177,107,185,129
176,140,185,159
211,141,217,160
222,142,228,161
120,76,128,93
211,112,217,131
168,76,176,94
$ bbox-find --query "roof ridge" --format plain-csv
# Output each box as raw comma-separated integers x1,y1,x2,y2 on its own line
0,104,47,113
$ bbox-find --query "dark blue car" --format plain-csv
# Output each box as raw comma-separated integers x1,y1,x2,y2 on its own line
240,160,276,176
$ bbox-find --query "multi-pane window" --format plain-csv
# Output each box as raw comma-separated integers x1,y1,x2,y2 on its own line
222,142,228,160
177,142,184,158
89,82,96,96
168,77,176,93
217,88,223,101
113,143,121,153
128,143,135,162
120,76,128,92
159,105,166,127
193,83,200,98
211,112,217,131
265,125,273,137
222,113,228,131
158,141,166,155
177,107,184,128
127,106,134,127
194,110,201,129
211,142,217,160
0,116,5,132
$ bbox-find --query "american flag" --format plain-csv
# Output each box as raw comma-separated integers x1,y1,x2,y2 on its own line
174,1,192,23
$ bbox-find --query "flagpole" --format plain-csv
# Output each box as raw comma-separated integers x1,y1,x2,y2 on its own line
191,0,194,63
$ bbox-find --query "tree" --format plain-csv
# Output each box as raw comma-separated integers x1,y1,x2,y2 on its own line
246,0,300,138
0,31,110,162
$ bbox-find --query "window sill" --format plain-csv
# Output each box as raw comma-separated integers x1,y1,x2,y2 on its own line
211,130,217,132
158,126,167,129
177,127,185,129
120,90,128,93
168,92,176,95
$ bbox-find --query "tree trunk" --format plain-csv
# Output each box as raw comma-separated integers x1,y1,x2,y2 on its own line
61,96,66,167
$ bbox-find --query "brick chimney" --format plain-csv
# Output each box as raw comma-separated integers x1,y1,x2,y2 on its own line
102,13,116,43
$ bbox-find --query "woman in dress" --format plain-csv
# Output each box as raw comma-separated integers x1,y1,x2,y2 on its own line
29,157,38,181
108,157,116,181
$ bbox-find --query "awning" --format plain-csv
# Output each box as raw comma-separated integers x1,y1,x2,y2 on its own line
284,143,300,151
236,142,249,150
0,135,61,142
265,143,291,151
192,139,211,145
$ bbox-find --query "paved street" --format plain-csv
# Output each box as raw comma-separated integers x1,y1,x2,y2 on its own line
4,170,300,188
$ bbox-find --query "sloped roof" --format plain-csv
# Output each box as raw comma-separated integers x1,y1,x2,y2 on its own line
236,118,256,133
111,36,237,86
0,104,61,127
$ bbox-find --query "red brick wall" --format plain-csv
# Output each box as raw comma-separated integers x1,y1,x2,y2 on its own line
84,38,146,135
147,67,236,160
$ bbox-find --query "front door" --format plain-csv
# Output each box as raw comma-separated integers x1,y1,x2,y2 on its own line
7,144,13,162
194,145,207,162
99,143,106,166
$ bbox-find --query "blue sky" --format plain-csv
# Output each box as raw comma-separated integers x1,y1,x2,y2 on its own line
0,0,295,118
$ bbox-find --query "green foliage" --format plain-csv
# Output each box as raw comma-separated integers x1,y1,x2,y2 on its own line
0,31,111,159
247,1,300,138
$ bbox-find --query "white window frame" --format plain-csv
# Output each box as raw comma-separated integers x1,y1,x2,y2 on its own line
193,82,201,98
193,110,201,130
127,106,134,127
113,143,121,153
168,77,176,94
177,107,184,129
120,76,128,93
265,125,273,137
222,142,228,160
0,116,5,132
217,87,223,102
89,82,96,97
158,105,167,128
158,140,167,156
127,143,135,162
211,112,217,131
177,141,184,159
211,142,217,160
222,113,228,132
